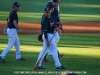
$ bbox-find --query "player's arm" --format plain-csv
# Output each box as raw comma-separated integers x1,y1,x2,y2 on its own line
13,20,22,32
13,20,20,30
12,13,22,32
57,8,64,32
56,13,63,26
56,13,64,32
4,18,9,34
3,21,8,34
54,22,59,32
41,19,50,46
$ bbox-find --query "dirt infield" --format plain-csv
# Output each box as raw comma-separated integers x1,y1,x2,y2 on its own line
0,21,100,34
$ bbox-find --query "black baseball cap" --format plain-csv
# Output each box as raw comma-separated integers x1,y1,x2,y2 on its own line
44,7,51,12
13,2,20,7
47,1,54,8
53,0,58,2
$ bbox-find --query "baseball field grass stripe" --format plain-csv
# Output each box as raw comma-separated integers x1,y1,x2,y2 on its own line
0,0,100,22
0,34,100,75
0,12,100,22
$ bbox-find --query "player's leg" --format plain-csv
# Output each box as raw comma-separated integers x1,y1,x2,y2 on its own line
0,28,16,62
54,31,60,43
42,53,49,62
58,51,64,58
49,34,66,69
48,34,61,67
0,38,15,58
37,34,49,68
48,31,59,56
53,30,64,58
14,34,25,61
43,54,47,60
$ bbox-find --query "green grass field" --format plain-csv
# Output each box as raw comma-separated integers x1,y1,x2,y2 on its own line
0,0,100,75
0,34,100,75
0,0,100,22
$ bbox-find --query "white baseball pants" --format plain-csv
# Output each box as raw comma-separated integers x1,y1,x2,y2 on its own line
48,31,60,56
0,28,21,59
37,33,61,67
54,30,60,43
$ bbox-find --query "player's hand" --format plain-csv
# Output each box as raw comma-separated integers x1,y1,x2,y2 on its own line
17,28,23,33
58,21,63,26
55,27,59,31
3,29,7,34
59,26,64,32
46,39,50,47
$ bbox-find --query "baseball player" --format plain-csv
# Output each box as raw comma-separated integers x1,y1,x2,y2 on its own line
36,5,66,69
0,2,25,63
42,0,64,62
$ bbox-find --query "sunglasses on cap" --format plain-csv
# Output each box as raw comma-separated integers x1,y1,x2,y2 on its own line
56,0,62,4
46,11,50,13
45,10,52,13
15,5,20,7
56,1,59,3
45,9,51,13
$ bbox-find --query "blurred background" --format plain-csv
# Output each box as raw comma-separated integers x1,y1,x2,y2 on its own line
0,0,100,34
0,1,100,75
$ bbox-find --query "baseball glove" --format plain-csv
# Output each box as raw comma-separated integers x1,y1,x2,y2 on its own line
38,34,43,42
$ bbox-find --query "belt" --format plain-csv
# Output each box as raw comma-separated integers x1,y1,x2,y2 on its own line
8,27,16,29
47,32,53,34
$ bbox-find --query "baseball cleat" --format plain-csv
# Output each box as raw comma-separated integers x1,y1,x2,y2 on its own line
42,59,49,62
56,66,66,69
37,66,45,69
0,56,6,63
16,57,25,61
58,54,64,58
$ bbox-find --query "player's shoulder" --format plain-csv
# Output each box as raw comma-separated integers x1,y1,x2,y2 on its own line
10,10,16,15
42,15,48,21
54,7,58,12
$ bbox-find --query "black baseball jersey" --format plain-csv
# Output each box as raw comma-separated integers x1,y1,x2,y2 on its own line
46,2,60,22
7,10,18,29
41,13,59,28
46,5,60,27
51,7,60,23
41,15,55,39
